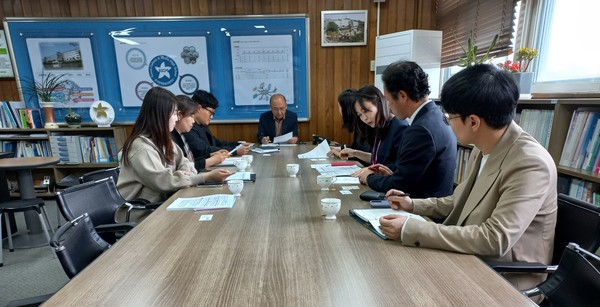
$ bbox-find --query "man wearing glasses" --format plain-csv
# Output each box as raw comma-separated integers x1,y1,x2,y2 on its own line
355,61,456,198
379,64,557,297
183,89,250,170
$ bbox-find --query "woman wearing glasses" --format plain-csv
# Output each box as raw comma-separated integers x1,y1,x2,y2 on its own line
118,87,232,203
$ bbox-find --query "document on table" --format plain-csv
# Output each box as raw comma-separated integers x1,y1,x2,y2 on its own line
298,140,330,159
252,146,279,154
332,177,360,184
350,209,426,239
166,194,236,211
273,131,293,144
225,171,255,181
313,164,361,176
229,144,244,155
214,157,243,166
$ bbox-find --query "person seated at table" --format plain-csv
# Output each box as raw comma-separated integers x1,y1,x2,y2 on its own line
355,61,456,198
379,64,557,296
340,85,408,167
327,89,372,163
117,87,232,203
257,93,299,144
184,89,251,165
171,95,228,171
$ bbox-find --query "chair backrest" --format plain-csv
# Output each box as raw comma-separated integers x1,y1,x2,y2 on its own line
50,213,111,278
55,177,125,226
538,242,600,306
553,194,600,265
80,167,120,183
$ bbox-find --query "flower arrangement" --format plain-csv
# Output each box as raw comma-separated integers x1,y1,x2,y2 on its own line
457,32,498,67
497,47,539,73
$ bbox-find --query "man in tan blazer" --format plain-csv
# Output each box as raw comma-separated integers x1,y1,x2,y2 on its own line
379,64,557,294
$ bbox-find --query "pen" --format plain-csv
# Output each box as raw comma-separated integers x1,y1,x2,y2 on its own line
387,192,410,198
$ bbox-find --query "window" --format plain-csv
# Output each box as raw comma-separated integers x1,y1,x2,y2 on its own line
529,0,600,93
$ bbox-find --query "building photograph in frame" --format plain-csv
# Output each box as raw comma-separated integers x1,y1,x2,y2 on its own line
321,10,367,47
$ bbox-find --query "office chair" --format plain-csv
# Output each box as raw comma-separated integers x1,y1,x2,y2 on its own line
0,198,54,267
55,177,151,243
6,213,111,307
487,193,600,273
51,212,111,278
522,242,600,306
79,166,120,183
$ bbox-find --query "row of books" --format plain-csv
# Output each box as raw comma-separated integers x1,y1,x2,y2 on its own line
516,109,554,149
559,108,600,173
1,140,51,157
558,176,600,206
0,101,44,129
48,135,118,164
454,146,472,184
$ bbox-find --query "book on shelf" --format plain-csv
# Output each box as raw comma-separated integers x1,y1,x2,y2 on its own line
518,109,554,149
559,108,600,171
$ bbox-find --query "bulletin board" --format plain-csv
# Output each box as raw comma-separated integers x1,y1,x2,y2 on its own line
3,15,310,123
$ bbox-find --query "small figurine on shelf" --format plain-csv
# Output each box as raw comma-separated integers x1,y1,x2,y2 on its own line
89,100,115,127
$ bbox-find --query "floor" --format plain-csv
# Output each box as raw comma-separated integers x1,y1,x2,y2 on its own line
0,200,70,306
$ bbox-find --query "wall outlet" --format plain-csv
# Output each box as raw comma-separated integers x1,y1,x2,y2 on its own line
370,60,376,72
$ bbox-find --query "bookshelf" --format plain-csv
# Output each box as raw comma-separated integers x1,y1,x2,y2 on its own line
0,126,126,197
517,98,600,205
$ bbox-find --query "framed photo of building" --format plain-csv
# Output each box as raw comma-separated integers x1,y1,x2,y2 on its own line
321,10,368,47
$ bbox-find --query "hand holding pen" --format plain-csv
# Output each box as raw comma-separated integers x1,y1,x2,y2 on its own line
385,189,413,212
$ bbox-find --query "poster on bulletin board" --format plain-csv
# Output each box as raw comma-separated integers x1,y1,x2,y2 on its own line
0,30,15,78
25,37,99,108
114,36,210,106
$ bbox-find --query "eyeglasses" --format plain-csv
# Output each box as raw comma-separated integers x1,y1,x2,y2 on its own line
202,106,215,116
443,113,461,125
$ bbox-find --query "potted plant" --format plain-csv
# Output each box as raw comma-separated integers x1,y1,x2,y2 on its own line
497,47,539,98
22,72,68,128
457,32,498,67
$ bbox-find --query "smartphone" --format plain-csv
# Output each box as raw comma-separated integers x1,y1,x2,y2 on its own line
369,200,390,208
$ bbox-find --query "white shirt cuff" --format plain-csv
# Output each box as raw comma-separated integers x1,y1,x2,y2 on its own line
400,216,410,242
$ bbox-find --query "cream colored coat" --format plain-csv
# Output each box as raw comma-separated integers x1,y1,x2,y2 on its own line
403,122,557,290
117,136,204,203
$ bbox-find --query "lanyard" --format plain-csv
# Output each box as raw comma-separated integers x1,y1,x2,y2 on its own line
371,137,382,165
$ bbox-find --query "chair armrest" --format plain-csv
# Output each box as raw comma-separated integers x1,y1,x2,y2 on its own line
485,261,557,274
123,200,163,222
95,222,137,234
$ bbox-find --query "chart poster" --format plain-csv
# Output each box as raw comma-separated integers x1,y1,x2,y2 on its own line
25,38,99,108
231,35,294,106
114,36,210,106
0,30,15,78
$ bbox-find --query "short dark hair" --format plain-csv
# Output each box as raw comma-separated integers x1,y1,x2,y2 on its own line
191,89,219,109
337,88,357,132
381,61,430,102
440,64,518,129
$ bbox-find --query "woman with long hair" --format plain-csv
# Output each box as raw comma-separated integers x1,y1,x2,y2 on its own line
118,87,232,202
341,85,407,167
328,89,372,163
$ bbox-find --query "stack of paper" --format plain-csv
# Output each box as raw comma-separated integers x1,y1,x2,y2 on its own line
166,194,236,211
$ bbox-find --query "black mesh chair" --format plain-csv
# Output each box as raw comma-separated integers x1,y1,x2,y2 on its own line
55,177,147,243
0,198,53,267
79,166,120,184
50,212,111,278
523,242,600,306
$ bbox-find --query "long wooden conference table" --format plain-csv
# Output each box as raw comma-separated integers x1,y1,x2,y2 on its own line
44,145,534,306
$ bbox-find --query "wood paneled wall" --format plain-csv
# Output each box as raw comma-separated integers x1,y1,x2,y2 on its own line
0,0,435,145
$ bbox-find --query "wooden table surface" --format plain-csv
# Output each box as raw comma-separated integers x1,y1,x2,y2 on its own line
44,145,534,306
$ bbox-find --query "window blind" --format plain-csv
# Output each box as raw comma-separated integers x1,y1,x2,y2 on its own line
436,0,518,67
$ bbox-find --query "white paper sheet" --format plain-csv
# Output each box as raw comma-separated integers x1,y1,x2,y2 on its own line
298,140,330,159
225,172,253,181
214,157,243,166
313,164,361,176
166,194,236,211
273,131,293,144
332,177,360,185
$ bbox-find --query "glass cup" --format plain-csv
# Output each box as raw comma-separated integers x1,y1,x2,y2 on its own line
227,179,244,196
321,198,341,220
233,159,248,172
286,164,300,177
241,155,253,165
316,174,336,190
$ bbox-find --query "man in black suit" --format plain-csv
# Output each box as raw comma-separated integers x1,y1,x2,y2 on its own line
355,61,457,198
183,90,250,169
257,94,299,144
